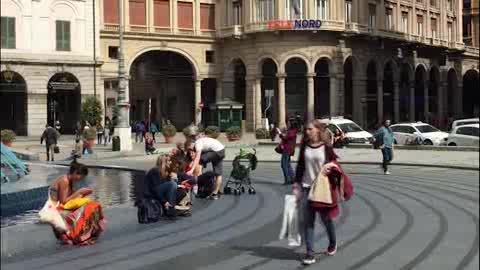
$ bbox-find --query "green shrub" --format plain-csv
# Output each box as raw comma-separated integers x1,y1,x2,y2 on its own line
1,129,16,143
83,128,97,140
81,96,103,126
162,124,177,137
226,126,242,138
255,128,270,139
205,126,220,139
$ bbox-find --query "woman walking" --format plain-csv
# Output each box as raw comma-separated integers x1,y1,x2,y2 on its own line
293,119,353,265
279,121,297,184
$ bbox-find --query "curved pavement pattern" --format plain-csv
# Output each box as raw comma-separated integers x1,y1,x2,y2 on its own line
1,164,479,270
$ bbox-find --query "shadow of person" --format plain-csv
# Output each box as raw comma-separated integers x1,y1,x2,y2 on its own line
232,245,301,261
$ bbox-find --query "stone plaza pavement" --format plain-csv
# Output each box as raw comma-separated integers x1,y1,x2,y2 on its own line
1,162,479,270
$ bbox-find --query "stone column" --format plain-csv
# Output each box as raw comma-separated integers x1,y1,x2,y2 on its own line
377,79,383,121
336,73,345,116
307,73,315,121
409,81,415,122
353,76,367,127
424,81,429,122
195,78,202,125
456,81,463,118
393,80,400,123
277,73,286,129
330,74,337,116
438,80,447,128
245,76,256,131
255,77,263,129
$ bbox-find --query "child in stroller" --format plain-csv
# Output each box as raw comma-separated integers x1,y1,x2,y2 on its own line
223,148,258,195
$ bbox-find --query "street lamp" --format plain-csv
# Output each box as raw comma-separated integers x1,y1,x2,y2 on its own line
115,0,132,151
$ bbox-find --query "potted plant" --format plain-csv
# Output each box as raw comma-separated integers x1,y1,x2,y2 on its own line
83,128,97,153
205,126,220,139
226,126,242,141
162,123,177,143
1,129,16,147
255,128,270,140
80,96,103,127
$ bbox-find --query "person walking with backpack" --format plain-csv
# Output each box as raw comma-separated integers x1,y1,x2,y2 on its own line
374,119,395,175
293,119,353,265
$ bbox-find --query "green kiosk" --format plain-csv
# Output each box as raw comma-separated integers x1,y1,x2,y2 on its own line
207,99,244,131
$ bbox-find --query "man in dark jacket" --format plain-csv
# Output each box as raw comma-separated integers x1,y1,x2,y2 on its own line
41,124,59,161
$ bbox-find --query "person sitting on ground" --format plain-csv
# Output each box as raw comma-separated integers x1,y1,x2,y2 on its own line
333,129,347,148
145,133,156,155
183,141,216,198
47,162,105,245
144,154,181,218
186,126,225,200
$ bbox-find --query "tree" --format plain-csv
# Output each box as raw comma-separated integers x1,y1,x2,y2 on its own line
81,96,103,126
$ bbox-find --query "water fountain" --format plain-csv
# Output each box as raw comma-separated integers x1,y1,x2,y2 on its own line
0,143,29,183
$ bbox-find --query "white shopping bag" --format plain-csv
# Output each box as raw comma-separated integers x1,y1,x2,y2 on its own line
38,198,68,232
279,194,301,247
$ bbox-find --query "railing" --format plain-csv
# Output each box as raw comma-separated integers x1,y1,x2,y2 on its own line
465,46,480,55
103,23,119,31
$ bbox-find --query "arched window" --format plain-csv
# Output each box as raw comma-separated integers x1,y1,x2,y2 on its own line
315,0,328,20
256,0,275,21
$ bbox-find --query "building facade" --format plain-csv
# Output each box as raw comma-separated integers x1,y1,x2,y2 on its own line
100,0,479,132
1,0,101,136
463,0,479,48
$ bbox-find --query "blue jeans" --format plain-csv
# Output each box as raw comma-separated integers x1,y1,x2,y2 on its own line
381,147,393,172
302,188,336,254
153,181,177,206
281,153,294,184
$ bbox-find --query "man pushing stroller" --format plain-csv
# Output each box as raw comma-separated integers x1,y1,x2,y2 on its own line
185,126,225,200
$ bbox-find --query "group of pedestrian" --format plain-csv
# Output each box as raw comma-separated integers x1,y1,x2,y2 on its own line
134,121,160,143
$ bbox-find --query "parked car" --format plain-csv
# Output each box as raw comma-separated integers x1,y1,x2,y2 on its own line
444,124,479,147
390,122,449,146
327,117,373,144
450,118,479,131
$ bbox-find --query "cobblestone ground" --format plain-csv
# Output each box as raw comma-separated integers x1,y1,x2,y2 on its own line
2,164,479,270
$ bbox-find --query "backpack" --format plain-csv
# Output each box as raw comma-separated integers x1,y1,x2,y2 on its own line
372,130,383,149
196,172,216,198
136,198,162,224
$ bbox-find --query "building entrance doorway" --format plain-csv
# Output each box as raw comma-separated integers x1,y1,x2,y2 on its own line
0,70,27,135
47,72,81,134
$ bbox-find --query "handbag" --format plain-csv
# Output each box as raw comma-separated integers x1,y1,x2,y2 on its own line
308,164,336,205
274,144,283,154
63,197,92,210
54,145,60,153
136,198,162,224
38,198,68,232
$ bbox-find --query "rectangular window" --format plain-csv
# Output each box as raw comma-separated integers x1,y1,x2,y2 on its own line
206,50,214,63
257,0,275,21
385,8,393,30
447,0,453,11
429,0,436,7
417,15,423,35
401,12,408,33
285,0,303,20
447,22,453,41
108,46,119,59
431,18,437,39
104,0,119,24
200,4,215,30
345,0,352,23
1,17,15,49
316,0,328,20
233,0,242,25
368,4,376,29
56,20,70,51
154,0,170,27
178,1,193,29
129,0,146,25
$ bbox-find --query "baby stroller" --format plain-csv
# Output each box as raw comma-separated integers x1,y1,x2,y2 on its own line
223,148,258,195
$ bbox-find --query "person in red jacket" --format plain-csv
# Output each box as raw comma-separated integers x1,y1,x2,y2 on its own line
279,121,298,185
293,119,353,265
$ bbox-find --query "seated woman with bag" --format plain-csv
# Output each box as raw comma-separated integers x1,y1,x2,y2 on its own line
41,162,105,245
